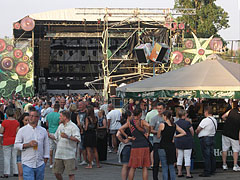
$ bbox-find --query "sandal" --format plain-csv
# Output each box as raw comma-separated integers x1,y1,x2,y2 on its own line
186,175,193,178
85,166,93,169
177,174,184,177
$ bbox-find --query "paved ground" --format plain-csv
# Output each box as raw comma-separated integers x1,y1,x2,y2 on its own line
0,149,240,179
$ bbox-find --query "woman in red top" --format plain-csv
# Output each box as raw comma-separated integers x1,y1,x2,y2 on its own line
0,107,20,178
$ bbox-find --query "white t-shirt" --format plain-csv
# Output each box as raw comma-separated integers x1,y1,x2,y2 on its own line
107,109,121,130
198,116,217,137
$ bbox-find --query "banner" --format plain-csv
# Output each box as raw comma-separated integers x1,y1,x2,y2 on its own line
117,90,240,99
0,38,34,99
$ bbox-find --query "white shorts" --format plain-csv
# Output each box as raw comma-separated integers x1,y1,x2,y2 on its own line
222,135,240,152
49,133,56,150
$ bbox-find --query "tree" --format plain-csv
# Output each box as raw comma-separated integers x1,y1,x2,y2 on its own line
174,0,230,38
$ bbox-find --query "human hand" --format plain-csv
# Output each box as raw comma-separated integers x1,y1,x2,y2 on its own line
61,132,68,139
144,133,149,138
123,139,130,144
128,136,136,141
29,140,38,147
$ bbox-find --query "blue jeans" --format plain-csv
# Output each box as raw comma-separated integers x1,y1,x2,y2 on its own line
158,149,176,180
22,163,45,180
153,143,160,180
199,136,216,175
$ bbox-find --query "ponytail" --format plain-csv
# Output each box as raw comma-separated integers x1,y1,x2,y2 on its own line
163,110,175,126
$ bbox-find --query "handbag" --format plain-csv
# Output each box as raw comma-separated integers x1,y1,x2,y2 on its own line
130,120,153,152
97,128,107,139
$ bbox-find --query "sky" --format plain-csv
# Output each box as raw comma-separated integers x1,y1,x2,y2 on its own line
0,0,239,42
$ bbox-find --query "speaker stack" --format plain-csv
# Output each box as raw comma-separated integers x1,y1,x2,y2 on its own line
39,40,51,68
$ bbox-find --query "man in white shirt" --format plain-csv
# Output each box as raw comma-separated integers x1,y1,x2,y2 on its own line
14,109,49,180
59,98,67,113
49,110,80,180
196,106,217,177
41,101,53,128
107,104,121,153
100,99,108,115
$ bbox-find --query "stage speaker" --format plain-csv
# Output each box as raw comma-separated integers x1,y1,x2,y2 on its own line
110,84,117,96
156,43,169,63
135,43,152,63
39,40,51,68
149,43,169,63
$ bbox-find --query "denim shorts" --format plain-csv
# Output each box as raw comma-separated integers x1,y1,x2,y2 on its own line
17,155,21,163
121,145,131,164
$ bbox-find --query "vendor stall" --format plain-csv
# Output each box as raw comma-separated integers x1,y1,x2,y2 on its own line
117,54,240,165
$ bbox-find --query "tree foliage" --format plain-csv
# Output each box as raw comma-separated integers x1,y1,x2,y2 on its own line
174,0,230,38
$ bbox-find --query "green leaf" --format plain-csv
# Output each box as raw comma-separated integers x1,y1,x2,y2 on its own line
15,85,23,93
26,80,32,88
11,73,19,80
0,81,7,88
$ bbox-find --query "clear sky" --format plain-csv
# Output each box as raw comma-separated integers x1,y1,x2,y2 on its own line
0,0,239,41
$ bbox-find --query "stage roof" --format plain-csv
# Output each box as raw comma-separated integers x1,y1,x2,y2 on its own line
24,8,168,22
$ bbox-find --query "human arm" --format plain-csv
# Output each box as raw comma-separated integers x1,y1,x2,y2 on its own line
222,110,230,121
157,123,165,139
195,126,203,135
76,114,81,128
189,126,194,136
142,120,151,137
60,132,80,142
43,130,50,163
116,129,130,144
118,122,130,139
14,129,38,150
107,118,111,131
84,118,89,131
98,118,107,129
175,125,186,138
0,125,4,134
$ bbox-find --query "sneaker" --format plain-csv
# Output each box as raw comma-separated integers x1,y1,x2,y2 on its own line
233,164,240,171
222,164,228,170
79,161,87,166
49,164,53,169
108,149,113,153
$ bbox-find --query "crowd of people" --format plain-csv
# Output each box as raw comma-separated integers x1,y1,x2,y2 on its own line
0,94,239,180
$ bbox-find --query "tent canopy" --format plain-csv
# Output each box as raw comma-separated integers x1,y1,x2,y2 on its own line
117,54,240,99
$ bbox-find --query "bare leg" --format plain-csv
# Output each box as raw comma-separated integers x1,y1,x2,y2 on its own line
112,134,118,153
128,167,136,180
233,152,239,165
186,166,191,177
55,173,63,180
79,149,82,162
86,147,92,168
17,163,23,180
83,149,87,162
142,167,148,180
177,165,183,175
222,151,227,165
121,164,129,180
150,151,153,167
50,150,53,165
93,148,100,167
69,174,75,180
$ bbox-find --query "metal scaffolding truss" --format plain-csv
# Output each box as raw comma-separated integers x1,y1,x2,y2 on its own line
83,8,196,99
